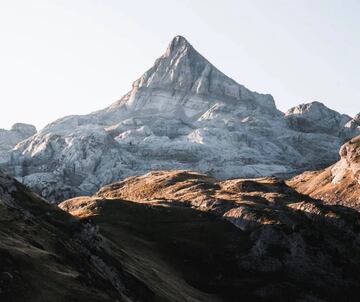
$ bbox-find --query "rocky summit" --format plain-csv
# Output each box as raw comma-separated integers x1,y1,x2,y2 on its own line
2,36,360,202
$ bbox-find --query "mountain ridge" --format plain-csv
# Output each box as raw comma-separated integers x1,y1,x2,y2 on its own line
2,168,360,301
59,169,360,301
1,36,359,202
288,134,360,210
102,35,278,123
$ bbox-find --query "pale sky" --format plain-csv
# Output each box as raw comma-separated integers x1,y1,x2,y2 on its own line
0,0,359,130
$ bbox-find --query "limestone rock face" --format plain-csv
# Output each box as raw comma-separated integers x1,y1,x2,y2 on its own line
334,136,360,184
345,112,360,131
285,101,358,136
0,123,36,164
1,36,359,202
112,35,277,115
0,123,36,151
288,135,360,210
10,123,37,136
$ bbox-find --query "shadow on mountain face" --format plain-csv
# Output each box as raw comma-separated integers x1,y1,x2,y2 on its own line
0,173,162,302
1,169,360,301
59,170,360,302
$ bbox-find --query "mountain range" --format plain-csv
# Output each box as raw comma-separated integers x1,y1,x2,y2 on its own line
1,35,360,301
1,36,359,202
1,167,360,301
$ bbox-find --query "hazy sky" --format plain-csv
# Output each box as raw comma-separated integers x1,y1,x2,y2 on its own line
0,0,359,130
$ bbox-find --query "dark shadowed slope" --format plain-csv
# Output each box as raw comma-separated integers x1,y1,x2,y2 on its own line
0,170,218,301
2,167,360,301
60,170,360,302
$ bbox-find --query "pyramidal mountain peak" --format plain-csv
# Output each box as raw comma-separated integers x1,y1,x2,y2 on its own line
134,35,219,88
112,35,277,117
1,37,360,202
165,35,194,55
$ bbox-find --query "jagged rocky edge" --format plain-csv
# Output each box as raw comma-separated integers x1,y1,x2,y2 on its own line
1,36,360,202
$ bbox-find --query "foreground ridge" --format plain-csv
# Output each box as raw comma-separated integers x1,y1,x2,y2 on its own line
288,135,360,210
1,168,360,301
61,169,360,301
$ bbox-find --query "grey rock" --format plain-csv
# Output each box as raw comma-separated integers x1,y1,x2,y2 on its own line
1,36,359,202
0,123,36,151
285,101,355,136
0,123,36,164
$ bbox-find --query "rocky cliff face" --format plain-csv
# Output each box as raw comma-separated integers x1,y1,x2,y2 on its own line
0,123,36,164
109,35,277,115
288,135,360,210
2,36,359,202
285,101,356,136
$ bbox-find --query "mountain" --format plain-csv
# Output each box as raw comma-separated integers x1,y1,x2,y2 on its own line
1,167,360,301
288,135,360,210
2,36,360,202
0,169,245,301
0,123,36,163
285,101,359,136
0,170,163,301
61,170,360,301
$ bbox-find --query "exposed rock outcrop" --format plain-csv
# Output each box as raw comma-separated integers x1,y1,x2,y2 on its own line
60,170,360,301
0,123,36,163
1,168,360,301
1,36,359,202
285,101,357,137
288,135,360,210
0,170,219,301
